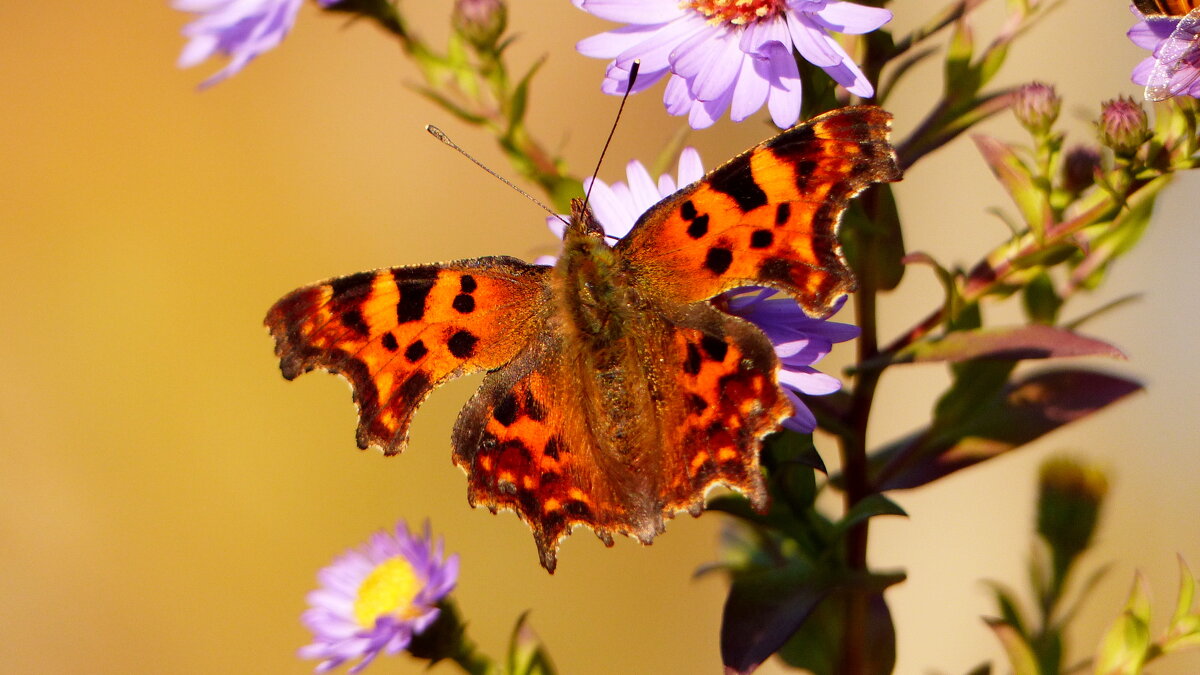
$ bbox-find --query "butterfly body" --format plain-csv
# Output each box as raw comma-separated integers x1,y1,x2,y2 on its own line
267,106,901,571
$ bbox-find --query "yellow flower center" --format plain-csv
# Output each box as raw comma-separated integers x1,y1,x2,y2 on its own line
353,557,423,628
687,0,786,26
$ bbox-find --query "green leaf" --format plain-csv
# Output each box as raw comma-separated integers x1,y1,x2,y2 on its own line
841,184,906,293
721,562,829,675
973,135,1050,235
877,325,1125,369
778,592,897,675
833,494,908,541
945,20,976,95
1172,556,1196,628
986,618,1041,675
985,581,1031,637
870,369,1143,490
1095,575,1152,675
507,612,557,675
504,56,545,136
1023,270,1062,325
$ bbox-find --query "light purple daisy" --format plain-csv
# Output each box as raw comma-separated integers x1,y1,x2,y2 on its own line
543,149,858,433
175,0,334,88
1127,5,1200,100
574,0,892,129
299,521,459,674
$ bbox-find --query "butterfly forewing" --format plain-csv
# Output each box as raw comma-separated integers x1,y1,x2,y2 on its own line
265,257,549,455
615,106,901,317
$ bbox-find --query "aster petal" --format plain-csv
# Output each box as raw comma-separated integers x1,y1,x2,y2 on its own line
786,11,841,67
819,40,874,97
781,389,818,433
668,22,727,80
730,55,771,122
779,367,843,395
576,0,686,24
658,174,677,194
740,13,790,56
614,13,710,72
1128,19,1176,49
688,31,746,102
814,2,893,34
677,147,705,185
688,85,734,129
602,64,669,95
765,43,804,128
663,73,695,116
624,160,662,211
576,22,667,59
587,179,639,236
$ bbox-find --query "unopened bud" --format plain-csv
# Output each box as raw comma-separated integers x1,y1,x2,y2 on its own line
453,0,506,50
1037,456,1108,568
1097,96,1151,155
1061,145,1102,194
1013,82,1061,134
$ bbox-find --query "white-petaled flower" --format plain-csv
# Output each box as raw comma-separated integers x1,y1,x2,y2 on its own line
574,0,892,128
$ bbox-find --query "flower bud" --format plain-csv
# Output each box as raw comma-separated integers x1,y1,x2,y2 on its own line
1061,145,1102,194
1097,96,1151,155
1037,456,1108,572
453,0,506,50
1013,82,1061,134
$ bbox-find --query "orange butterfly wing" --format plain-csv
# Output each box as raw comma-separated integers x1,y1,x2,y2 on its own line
265,257,549,454
616,105,901,314
451,298,788,571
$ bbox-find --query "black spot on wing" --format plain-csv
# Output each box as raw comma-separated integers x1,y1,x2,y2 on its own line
394,268,438,324
775,202,791,226
341,309,370,336
524,390,546,422
460,274,477,293
704,247,733,275
700,335,728,362
750,229,774,249
494,392,519,427
681,200,698,220
544,435,563,460
447,330,478,359
707,155,768,212
452,294,476,313
329,271,375,303
686,214,709,239
381,332,399,351
684,343,702,376
404,340,428,363
687,393,709,413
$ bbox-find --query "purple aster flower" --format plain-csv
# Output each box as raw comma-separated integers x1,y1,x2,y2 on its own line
574,0,892,129
175,0,334,88
1127,4,1200,100
543,150,858,432
299,521,459,674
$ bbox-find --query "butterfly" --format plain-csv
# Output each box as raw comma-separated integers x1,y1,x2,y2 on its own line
265,105,901,572
1133,0,1200,101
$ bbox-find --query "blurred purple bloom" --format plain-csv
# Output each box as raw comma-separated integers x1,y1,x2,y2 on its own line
574,0,892,129
175,0,333,88
299,521,459,674
1127,5,1200,99
543,150,858,433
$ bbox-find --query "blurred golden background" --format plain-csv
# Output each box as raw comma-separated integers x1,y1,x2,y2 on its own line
1,2,1196,673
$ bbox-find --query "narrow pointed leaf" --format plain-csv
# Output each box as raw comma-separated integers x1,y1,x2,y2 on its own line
985,618,1041,675
872,369,1143,490
877,325,1125,369
721,564,829,675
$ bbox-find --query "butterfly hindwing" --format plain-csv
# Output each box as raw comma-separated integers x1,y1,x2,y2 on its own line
615,105,901,316
265,257,549,455
451,295,789,571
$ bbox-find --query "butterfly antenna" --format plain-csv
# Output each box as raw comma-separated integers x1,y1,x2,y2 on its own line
580,60,641,220
425,125,567,226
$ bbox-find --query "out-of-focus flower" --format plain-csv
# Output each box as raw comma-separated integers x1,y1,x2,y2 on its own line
175,0,333,87
299,521,459,674
1037,456,1108,581
453,0,507,50
1061,145,1102,194
543,149,858,432
1096,95,1151,155
1013,81,1061,134
1127,6,1200,100
574,0,892,129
